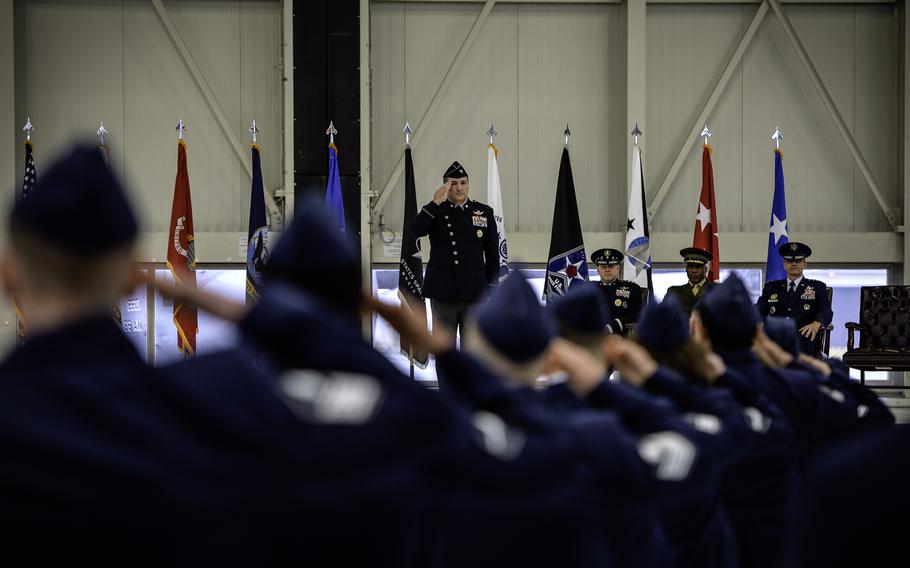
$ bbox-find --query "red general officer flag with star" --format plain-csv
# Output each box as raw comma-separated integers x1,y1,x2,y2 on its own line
693,144,720,282
167,140,198,355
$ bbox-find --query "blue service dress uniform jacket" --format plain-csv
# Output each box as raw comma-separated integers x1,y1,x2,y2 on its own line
757,278,833,355
597,279,644,334
409,198,500,303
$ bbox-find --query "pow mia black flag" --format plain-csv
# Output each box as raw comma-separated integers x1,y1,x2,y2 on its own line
398,146,429,369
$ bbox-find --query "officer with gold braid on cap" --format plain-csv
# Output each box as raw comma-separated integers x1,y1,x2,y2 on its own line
590,248,643,335
410,161,499,339
757,241,832,357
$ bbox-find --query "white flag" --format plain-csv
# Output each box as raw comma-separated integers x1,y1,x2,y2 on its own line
623,145,652,290
487,143,509,281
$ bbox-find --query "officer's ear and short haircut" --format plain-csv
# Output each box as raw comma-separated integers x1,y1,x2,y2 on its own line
462,320,550,384
557,328,604,359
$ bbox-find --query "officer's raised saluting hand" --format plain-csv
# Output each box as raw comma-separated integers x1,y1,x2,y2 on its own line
363,293,454,355
603,336,658,388
752,329,794,369
545,338,607,397
432,181,452,204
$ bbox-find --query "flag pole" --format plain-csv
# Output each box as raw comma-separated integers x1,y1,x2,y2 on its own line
176,119,186,141
22,117,33,142
701,124,712,147
97,122,109,146
326,121,337,146
564,124,571,146
249,119,259,145
487,123,497,145
772,126,783,150
632,122,641,147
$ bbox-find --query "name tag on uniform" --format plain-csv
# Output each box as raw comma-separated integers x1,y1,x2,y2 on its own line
472,215,487,228
801,287,816,300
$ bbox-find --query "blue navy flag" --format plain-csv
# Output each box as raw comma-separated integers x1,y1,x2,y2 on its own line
765,149,789,283
21,140,37,199
247,144,269,304
544,147,588,302
325,143,345,233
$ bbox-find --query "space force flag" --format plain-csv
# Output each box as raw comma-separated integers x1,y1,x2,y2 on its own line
544,147,588,302
487,142,509,280
398,145,429,369
247,143,269,303
167,140,198,355
765,149,789,283
623,144,653,291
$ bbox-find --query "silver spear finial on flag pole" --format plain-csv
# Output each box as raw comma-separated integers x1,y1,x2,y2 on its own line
631,122,642,146
249,119,259,144
22,117,34,142
403,121,412,146
326,121,337,145
487,123,497,145
564,124,571,146
701,124,712,146
97,122,109,146
176,119,186,140
772,126,783,150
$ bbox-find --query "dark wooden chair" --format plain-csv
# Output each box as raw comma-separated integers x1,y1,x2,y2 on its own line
842,286,910,387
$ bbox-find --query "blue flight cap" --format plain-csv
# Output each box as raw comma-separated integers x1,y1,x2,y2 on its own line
637,295,690,352
264,193,361,313
763,316,801,359
475,271,555,362
696,273,759,350
9,144,138,255
548,281,610,335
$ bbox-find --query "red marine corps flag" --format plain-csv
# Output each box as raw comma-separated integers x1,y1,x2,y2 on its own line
692,126,720,282
167,121,198,355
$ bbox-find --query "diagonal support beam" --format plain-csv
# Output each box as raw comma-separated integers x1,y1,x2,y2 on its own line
371,0,496,217
650,0,769,219
767,0,900,228
151,0,281,224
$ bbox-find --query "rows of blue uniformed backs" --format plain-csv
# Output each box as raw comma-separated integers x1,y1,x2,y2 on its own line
0,142,902,567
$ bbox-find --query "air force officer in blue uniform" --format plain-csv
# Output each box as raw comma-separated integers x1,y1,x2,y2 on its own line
756,242,833,356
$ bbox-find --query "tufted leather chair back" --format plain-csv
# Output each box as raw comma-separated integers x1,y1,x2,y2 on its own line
859,286,910,350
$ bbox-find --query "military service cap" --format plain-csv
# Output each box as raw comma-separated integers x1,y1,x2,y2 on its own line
590,248,624,266
475,271,555,362
779,241,812,260
548,281,610,335
10,144,138,255
443,161,468,180
697,273,759,350
636,296,690,352
679,247,713,265
763,316,801,359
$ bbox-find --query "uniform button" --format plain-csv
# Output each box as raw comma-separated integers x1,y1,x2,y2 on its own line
452,241,456,245
449,232,454,236
447,223,451,227
454,260,460,265
454,251,458,255
445,215,449,219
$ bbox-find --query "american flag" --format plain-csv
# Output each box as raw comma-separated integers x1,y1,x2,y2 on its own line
21,141,37,199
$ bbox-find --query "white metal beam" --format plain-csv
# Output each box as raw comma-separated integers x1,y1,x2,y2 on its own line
649,0,769,219
371,0,894,4
768,0,900,229
361,0,373,339
151,0,281,225
904,0,909,283
627,0,646,199
370,0,496,217
282,0,295,224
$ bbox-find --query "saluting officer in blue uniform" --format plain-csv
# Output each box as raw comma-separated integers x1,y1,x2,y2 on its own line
757,241,833,357
664,247,718,316
590,248,643,335
409,161,499,338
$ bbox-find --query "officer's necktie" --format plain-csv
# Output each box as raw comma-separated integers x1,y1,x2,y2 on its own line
788,281,796,295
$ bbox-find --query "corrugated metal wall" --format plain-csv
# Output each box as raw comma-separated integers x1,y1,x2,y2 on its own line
14,0,283,233
372,2,627,234
372,1,899,240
